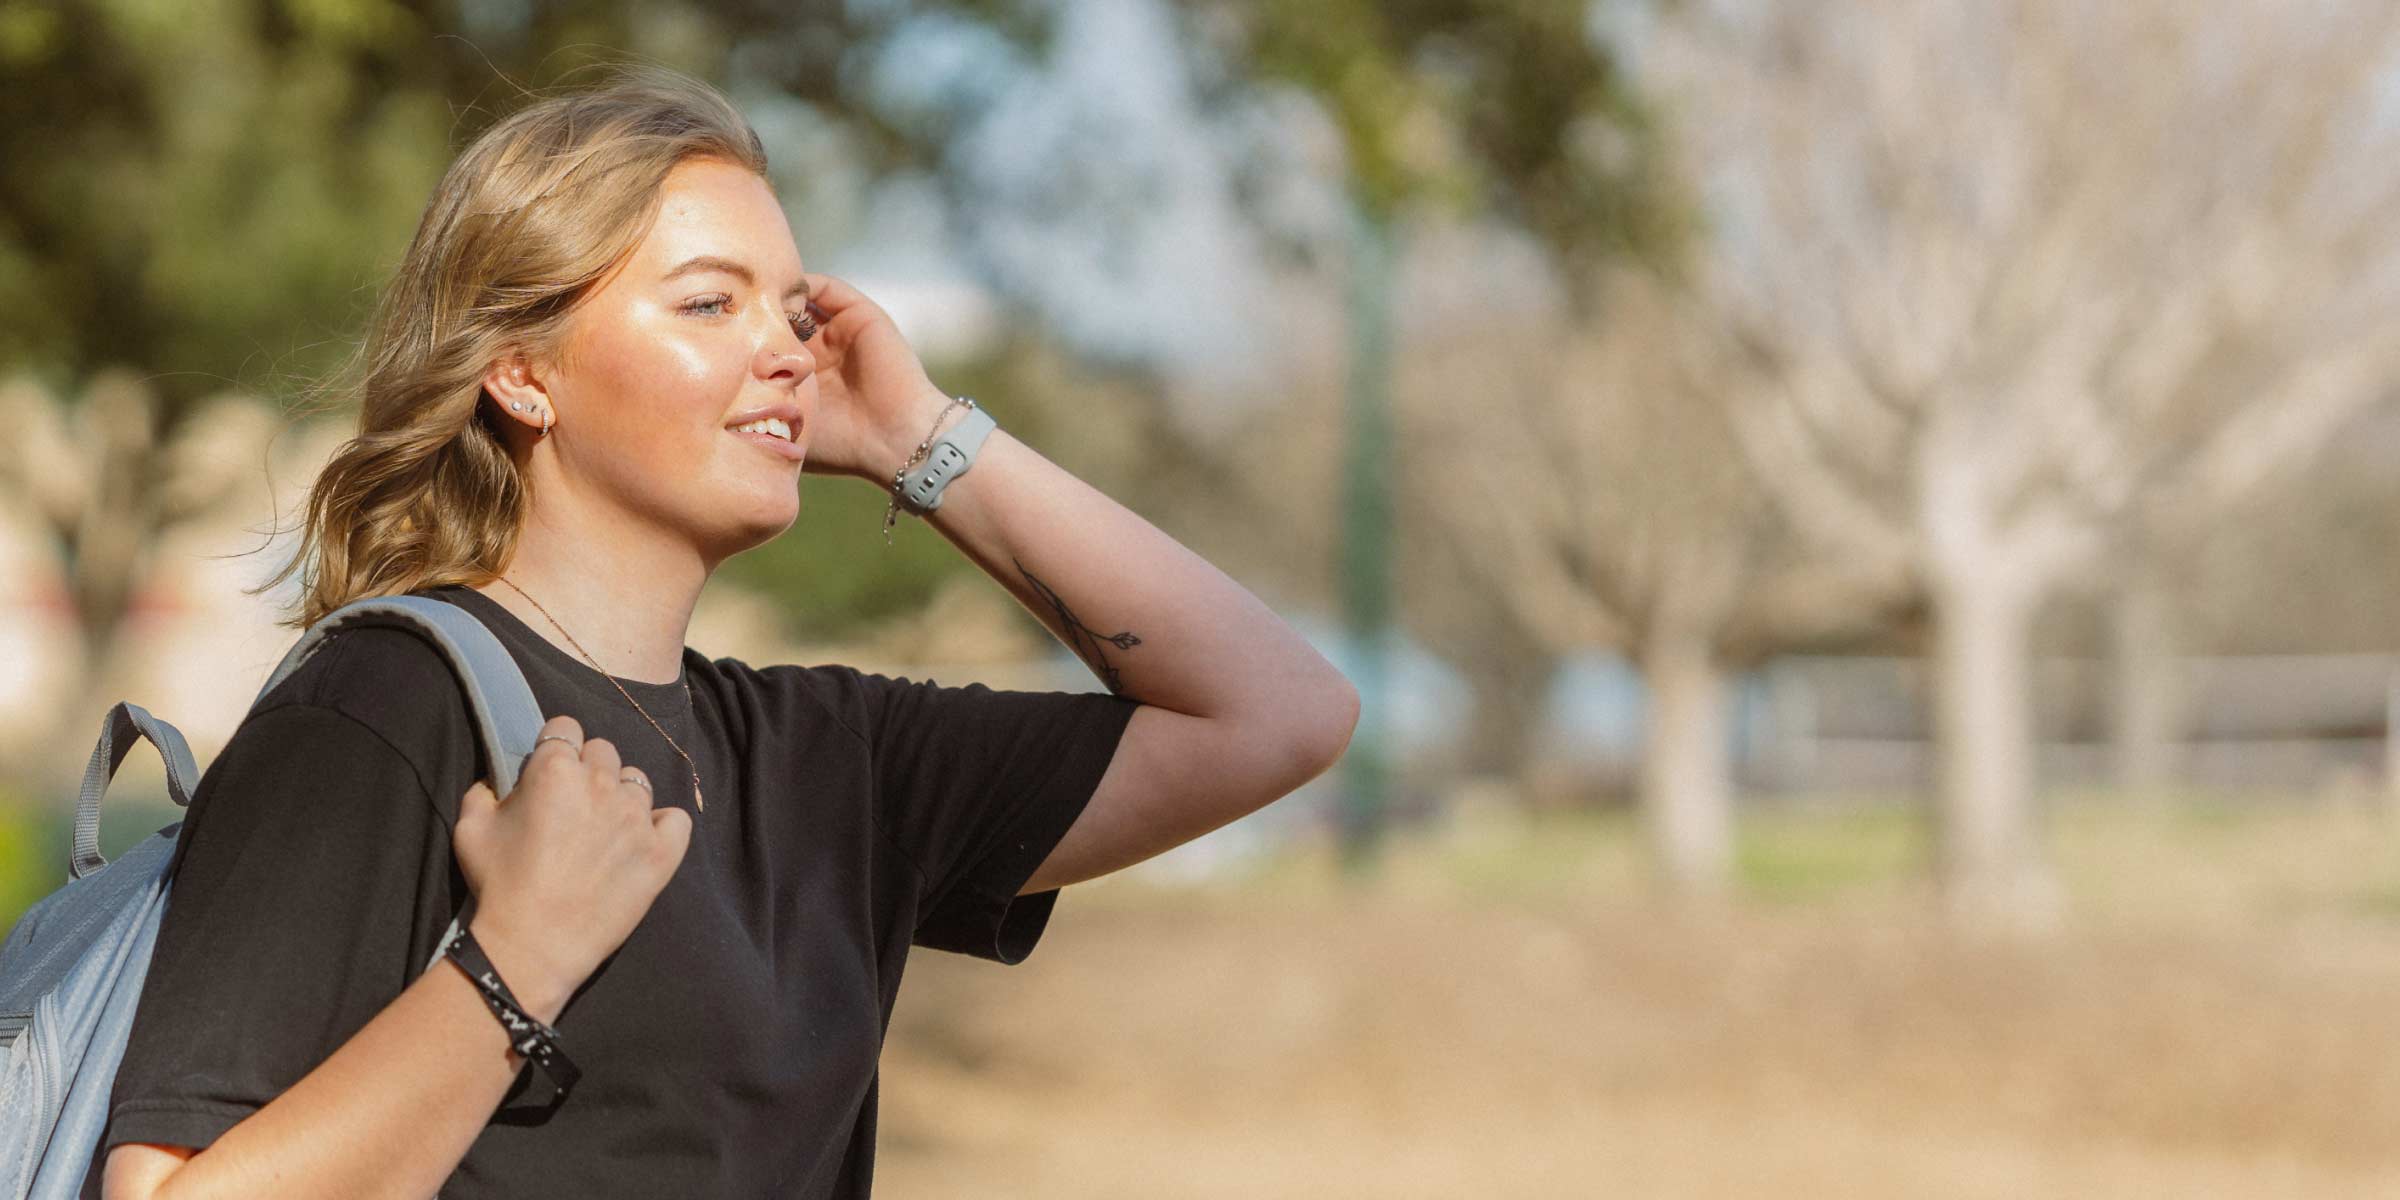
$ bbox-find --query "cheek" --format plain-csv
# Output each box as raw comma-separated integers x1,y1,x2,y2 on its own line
576,327,748,446
585,321,723,398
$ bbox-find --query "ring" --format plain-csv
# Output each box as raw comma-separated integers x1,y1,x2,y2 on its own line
533,734,577,754
619,769,652,794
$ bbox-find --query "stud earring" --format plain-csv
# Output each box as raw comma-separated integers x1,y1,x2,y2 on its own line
510,401,524,412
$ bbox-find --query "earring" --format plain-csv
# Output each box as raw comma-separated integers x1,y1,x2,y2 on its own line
510,401,524,412
538,407,552,438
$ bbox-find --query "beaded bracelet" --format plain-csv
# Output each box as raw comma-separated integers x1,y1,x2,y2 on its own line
439,921,581,1103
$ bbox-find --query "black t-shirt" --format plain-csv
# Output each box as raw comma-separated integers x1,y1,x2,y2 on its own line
90,583,1138,1197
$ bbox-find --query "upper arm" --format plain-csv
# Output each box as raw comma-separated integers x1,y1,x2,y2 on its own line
833,660,1352,955
100,702,452,1163
833,665,1137,961
1021,690,1357,895
102,1141,193,1200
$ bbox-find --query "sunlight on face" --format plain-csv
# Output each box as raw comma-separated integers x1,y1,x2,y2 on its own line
549,155,819,563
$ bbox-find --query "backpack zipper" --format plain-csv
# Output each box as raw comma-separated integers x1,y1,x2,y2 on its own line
0,1010,27,1050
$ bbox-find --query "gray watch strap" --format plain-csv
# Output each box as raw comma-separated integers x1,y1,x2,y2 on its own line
897,403,997,513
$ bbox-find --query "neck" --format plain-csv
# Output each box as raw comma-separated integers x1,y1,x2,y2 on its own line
473,485,707,687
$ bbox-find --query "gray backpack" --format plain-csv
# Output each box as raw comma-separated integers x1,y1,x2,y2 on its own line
0,594,546,1199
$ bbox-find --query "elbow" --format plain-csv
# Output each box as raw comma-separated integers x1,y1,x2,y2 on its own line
1229,675,1360,810
1292,677,1361,777
103,1141,196,1200
1323,679,1361,764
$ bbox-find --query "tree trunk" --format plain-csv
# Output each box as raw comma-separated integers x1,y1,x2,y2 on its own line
2109,564,2183,799
1929,573,2065,929
1456,623,1559,787
1639,628,1733,900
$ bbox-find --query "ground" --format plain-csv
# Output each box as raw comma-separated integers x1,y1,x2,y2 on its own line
875,793,2400,1198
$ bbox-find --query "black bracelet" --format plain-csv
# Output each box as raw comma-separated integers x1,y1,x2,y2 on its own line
440,920,581,1102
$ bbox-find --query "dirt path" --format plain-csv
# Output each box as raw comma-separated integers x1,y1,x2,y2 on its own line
876,806,2400,1197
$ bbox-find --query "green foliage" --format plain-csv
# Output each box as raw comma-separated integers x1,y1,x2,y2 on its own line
0,1,474,415
0,782,190,939
1169,0,1685,283
0,791,48,939
716,470,959,640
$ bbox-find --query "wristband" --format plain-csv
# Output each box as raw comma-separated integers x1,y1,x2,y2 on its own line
437,919,581,1103
895,403,997,514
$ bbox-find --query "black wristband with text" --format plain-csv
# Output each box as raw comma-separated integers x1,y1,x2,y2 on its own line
439,920,581,1102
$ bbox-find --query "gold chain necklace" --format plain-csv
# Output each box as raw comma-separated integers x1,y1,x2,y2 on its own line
493,576,704,813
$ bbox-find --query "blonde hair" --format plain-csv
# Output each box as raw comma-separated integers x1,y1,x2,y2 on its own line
254,61,770,630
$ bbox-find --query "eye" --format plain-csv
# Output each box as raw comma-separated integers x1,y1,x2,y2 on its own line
680,294,732,317
788,311,816,342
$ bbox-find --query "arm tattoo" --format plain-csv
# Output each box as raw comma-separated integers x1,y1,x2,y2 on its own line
1016,555,1142,698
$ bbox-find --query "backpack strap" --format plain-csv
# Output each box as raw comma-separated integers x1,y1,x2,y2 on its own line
255,594,548,981
255,594,547,798
70,702,201,881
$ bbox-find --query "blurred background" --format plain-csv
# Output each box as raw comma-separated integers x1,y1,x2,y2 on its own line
11,0,2400,1194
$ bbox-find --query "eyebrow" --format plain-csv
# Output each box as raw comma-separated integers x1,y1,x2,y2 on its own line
660,255,810,302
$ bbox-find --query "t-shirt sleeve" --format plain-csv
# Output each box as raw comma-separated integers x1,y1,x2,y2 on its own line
98,700,452,1159
847,666,1139,964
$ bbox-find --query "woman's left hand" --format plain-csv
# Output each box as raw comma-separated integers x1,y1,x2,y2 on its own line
796,272,956,483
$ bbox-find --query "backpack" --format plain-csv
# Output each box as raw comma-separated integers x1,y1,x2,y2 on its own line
0,594,547,1199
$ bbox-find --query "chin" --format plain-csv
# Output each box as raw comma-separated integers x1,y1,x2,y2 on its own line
718,505,800,555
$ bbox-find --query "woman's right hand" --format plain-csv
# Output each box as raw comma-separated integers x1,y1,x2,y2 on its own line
448,714,694,1014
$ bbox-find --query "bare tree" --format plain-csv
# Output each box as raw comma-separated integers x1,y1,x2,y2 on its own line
1400,245,1906,898
1647,0,2400,924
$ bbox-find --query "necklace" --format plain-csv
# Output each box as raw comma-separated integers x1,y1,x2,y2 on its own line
493,576,704,813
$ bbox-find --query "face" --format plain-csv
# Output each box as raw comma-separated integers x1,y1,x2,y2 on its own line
493,156,818,564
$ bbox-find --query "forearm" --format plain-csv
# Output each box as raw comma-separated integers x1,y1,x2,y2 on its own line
884,396,1356,741
116,933,569,1200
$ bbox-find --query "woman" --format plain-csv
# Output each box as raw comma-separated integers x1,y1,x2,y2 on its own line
93,63,1357,1199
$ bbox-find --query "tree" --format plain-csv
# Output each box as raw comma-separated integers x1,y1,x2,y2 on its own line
1647,0,2400,925
1400,252,1908,896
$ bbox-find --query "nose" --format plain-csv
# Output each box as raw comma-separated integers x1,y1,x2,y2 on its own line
756,322,813,383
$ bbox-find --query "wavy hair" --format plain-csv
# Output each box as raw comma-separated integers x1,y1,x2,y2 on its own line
253,61,770,629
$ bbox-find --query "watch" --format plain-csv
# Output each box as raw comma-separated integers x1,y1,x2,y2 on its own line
896,402,997,513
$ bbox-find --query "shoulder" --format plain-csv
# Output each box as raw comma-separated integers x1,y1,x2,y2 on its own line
244,623,481,798
690,652,873,748
257,622,473,715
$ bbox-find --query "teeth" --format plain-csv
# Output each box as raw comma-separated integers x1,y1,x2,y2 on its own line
730,418,793,442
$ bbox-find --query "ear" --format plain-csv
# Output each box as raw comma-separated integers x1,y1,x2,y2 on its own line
481,350,553,436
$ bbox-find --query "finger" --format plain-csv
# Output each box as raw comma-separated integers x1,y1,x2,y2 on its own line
530,715,585,764
649,805,693,861
463,779,497,816
801,273,882,323
580,735,622,776
617,765,652,800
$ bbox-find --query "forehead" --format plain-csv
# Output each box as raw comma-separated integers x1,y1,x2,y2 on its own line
627,157,801,276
